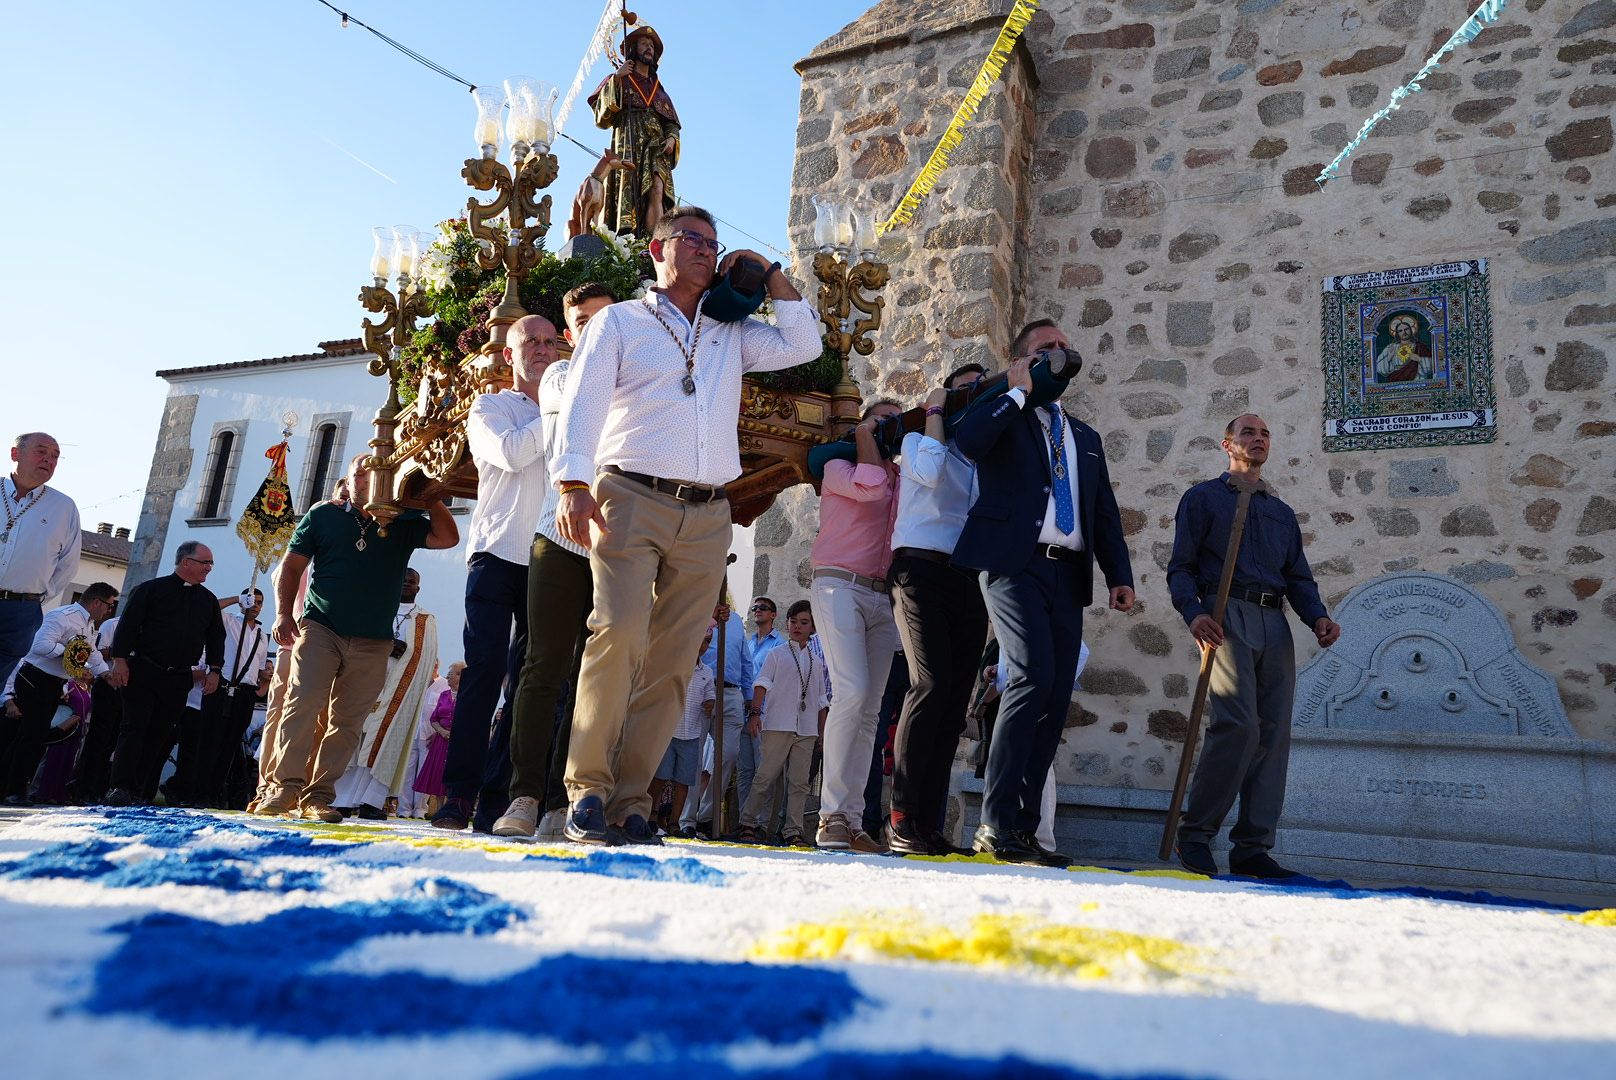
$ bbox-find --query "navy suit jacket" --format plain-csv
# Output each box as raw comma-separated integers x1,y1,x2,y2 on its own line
950,393,1134,606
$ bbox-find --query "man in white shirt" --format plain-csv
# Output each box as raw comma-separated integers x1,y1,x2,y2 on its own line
0,581,117,803
433,313,560,833
553,206,820,845
739,601,829,846
887,363,991,855
495,284,615,840
0,433,82,689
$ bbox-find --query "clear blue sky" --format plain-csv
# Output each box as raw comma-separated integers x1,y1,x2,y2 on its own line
0,0,872,526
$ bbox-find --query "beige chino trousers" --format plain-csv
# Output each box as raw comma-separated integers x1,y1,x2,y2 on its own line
269,620,392,806
740,730,817,837
564,471,730,823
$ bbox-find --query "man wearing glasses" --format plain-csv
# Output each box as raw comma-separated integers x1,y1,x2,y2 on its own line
103,540,226,805
552,206,820,844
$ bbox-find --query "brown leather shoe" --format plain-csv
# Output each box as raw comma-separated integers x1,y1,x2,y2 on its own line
251,789,299,816
297,801,344,824
815,813,853,850
848,828,885,855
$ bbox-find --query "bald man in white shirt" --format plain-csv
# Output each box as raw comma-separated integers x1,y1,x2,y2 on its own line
0,433,82,689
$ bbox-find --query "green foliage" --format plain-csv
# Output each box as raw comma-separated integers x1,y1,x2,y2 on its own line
747,341,845,395
396,221,651,404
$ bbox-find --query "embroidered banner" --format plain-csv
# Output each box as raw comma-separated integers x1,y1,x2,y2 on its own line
1321,260,1497,452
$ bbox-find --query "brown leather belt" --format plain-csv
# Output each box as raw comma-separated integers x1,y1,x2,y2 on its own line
813,567,886,592
604,465,727,505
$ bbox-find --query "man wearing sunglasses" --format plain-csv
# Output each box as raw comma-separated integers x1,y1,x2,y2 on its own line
551,206,820,844
102,540,226,805
951,320,1136,864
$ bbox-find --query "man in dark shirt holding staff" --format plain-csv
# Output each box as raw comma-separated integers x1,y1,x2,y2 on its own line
103,540,226,805
1166,414,1341,879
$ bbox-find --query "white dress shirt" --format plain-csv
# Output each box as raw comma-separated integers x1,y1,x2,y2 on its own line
1006,389,1084,552
553,291,822,487
753,638,829,737
188,611,267,709
10,601,108,684
674,661,716,741
465,388,550,566
0,478,81,601
892,431,979,554
535,360,587,558
95,616,119,653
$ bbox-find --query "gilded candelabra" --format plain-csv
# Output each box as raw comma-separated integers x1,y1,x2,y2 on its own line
808,195,889,431
461,79,562,385
359,226,434,517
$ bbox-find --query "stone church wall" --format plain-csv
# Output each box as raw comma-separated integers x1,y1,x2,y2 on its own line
759,0,1615,792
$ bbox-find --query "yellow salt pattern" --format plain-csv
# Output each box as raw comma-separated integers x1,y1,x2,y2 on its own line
751,911,1203,980
906,851,1209,881
277,820,584,860
1567,908,1616,927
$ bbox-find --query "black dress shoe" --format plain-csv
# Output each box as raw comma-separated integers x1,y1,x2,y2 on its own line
102,788,139,808
886,819,932,855
1230,852,1299,880
356,804,386,821
925,831,974,856
565,796,617,845
429,797,473,831
1018,831,1073,869
1176,840,1218,876
971,825,1039,864
618,814,663,846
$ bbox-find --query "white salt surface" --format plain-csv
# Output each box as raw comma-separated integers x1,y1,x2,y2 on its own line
0,808,1610,1079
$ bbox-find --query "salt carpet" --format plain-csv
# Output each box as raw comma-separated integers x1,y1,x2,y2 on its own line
0,807,1611,1079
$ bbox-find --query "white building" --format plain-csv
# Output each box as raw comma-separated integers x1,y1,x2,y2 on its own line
55,523,133,608
127,339,756,674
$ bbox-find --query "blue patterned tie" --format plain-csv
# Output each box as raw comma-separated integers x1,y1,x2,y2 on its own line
1045,404,1075,535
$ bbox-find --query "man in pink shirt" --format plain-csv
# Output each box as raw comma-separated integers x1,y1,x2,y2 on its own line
810,400,902,853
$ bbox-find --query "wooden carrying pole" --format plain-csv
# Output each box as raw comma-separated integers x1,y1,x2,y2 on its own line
710,553,737,836
1158,483,1256,862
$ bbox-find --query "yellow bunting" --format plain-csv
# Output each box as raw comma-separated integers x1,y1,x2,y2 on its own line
752,912,1203,980
1568,909,1616,927
876,0,1041,236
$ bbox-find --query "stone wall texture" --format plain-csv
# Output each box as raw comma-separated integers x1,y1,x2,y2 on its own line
765,0,1616,790
126,394,197,589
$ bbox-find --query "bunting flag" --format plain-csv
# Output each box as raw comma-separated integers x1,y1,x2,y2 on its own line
554,0,623,139
234,436,300,584
1316,0,1511,185
877,0,1040,236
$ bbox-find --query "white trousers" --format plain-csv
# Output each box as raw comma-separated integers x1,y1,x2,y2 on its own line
813,576,900,824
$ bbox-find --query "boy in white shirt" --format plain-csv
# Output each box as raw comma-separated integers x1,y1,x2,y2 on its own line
650,625,715,836
739,601,829,846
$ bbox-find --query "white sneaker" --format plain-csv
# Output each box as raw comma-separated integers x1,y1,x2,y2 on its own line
535,807,568,841
492,796,540,838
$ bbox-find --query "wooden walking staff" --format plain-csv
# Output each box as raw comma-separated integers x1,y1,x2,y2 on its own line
1158,478,1259,862
710,553,737,835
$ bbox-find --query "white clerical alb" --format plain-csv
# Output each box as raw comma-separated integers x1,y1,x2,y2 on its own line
552,291,823,488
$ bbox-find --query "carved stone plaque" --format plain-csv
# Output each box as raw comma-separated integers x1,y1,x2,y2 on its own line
1294,572,1572,737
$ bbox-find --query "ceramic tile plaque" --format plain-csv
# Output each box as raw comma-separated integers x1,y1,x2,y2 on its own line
1320,260,1496,452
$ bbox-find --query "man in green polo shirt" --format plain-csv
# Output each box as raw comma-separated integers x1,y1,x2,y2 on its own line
256,453,459,821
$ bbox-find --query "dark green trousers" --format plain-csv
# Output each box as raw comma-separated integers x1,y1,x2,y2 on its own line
507,535,593,807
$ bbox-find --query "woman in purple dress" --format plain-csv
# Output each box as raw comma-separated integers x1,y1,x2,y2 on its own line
413,666,459,815
35,680,92,804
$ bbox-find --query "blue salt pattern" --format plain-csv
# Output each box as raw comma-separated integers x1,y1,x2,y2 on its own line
508,1052,1202,1079
79,881,860,1047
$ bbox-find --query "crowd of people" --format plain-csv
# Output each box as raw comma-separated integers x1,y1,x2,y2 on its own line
0,204,1341,879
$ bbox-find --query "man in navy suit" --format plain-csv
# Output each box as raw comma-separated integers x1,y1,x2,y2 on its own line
952,320,1135,864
